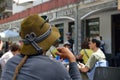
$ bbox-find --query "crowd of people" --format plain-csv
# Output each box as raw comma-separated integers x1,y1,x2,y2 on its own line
0,14,108,80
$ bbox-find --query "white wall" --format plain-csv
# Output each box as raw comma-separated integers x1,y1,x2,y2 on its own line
87,9,120,54
13,3,25,14
13,0,50,14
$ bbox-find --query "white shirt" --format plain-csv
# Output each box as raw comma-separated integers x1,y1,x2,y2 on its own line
0,51,14,70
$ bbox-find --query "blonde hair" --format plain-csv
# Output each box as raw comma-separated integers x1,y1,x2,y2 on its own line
12,55,28,80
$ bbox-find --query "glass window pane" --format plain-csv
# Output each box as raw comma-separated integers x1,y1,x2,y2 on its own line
86,18,99,37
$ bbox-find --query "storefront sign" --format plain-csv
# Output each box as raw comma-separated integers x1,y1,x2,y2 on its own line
84,0,97,4
56,9,73,17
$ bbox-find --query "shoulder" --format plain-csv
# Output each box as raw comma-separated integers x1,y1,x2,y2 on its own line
80,49,84,54
6,54,21,62
86,49,93,52
95,49,105,56
1,51,12,58
92,49,105,59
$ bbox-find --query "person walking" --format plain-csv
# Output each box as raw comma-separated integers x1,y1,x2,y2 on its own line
66,32,74,53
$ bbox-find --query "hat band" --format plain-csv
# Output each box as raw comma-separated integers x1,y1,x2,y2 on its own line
22,26,51,53
23,26,51,44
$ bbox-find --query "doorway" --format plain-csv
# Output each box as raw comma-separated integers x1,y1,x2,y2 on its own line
112,14,120,55
111,14,120,67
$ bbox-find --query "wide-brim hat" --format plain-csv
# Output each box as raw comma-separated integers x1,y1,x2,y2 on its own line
20,14,60,55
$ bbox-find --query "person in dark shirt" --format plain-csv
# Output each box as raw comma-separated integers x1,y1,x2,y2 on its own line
66,32,74,53
99,36,105,53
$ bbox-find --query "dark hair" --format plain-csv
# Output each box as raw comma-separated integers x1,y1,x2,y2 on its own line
81,40,89,49
100,36,102,40
64,44,71,47
9,43,20,52
91,39,100,48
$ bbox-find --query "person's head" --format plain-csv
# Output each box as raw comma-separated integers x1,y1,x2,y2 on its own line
66,32,71,39
9,43,21,55
81,40,89,49
20,14,60,55
89,39,100,50
63,41,71,48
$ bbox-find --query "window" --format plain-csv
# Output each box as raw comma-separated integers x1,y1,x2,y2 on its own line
55,23,64,43
68,22,75,39
86,18,99,37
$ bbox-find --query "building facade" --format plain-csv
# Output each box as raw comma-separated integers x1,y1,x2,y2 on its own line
0,0,119,55
0,0,12,21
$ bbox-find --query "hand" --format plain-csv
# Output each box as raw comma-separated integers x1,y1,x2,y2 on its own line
78,62,85,68
55,47,76,63
78,62,89,72
77,63,81,68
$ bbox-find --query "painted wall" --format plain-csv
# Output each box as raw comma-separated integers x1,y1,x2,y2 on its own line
87,9,120,54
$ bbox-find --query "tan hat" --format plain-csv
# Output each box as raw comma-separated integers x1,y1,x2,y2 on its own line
20,14,60,55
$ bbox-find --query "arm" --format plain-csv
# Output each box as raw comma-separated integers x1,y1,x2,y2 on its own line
77,52,83,60
56,47,82,80
78,54,97,73
78,63,90,72
0,40,3,57
76,50,83,60
69,62,81,80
